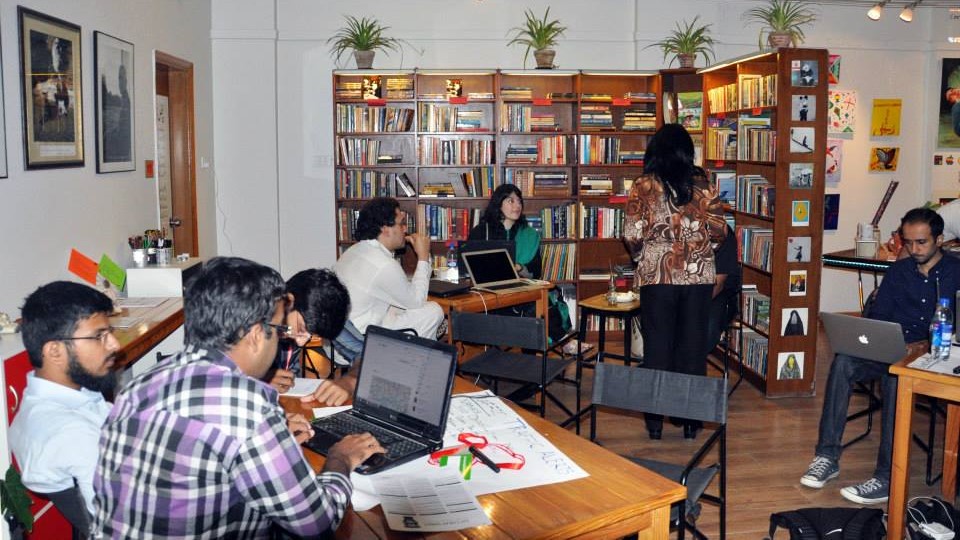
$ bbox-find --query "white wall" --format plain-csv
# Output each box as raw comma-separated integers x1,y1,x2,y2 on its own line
210,0,957,314
0,0,215,316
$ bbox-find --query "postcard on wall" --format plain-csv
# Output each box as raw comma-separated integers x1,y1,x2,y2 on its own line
362,76,382,99
790,127,815,153
824,193,840,230
792,200,810,226
826,138,843,184
828,90,857,134
777,352,804,380
791,60,818,87
871,98,902,137
939,58,960,148
788,163,814,189
677,91,703,131
789,270,807,297
791,95,815,122
869,147,899,172
781,307,809,337
787,236,811,263
828,54,841,85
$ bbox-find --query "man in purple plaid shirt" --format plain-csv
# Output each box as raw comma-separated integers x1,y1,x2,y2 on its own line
93,257,385,538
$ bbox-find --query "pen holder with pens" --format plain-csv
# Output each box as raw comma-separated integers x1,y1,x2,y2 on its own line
132,249,147,267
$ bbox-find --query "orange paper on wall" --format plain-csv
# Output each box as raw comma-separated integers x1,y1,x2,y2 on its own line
68,249,99,285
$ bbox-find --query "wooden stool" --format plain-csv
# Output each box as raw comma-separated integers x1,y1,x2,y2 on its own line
578,293,642,365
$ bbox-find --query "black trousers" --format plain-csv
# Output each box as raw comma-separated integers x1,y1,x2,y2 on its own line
639,283,713,431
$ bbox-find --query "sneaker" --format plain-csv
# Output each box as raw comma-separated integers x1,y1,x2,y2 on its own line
840,477,889,505
800,456,839,489
561,339,595,355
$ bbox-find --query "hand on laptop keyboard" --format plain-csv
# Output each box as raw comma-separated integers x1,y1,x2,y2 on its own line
324,433,385,474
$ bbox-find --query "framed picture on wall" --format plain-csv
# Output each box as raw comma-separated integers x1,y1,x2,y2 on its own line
94,32,134,173
18,7,83,169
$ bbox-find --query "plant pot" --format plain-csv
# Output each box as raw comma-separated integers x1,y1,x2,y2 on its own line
534,49,556,69
354,50,375,69
677,53,696,69
767,32,793,48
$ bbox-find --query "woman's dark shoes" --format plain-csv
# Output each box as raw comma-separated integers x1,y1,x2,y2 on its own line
648,428,662,440
683,424,701,440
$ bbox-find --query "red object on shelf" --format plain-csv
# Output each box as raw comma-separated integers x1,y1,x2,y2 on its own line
448,96,468,105
714,161,725,168
608,195,628,204
612,98,631,106
532,98,553,106
752,108,762,116
365,99,387,107
717,112,725,119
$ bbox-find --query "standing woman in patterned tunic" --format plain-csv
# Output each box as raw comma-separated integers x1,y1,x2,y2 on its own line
623,124,727,440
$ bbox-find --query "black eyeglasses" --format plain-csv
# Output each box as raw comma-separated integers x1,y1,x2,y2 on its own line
58,327,116,345
263,322,291,337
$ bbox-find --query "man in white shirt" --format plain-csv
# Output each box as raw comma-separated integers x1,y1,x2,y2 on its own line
9,281,119,530
937,198,960,243
334,197,443,340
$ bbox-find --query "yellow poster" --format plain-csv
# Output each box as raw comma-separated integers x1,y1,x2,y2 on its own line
870,98,901,136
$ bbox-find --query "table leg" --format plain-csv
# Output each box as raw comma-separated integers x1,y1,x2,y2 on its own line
623,315,632,367
888,377,916,540
943,403,960,500
598,315,607,364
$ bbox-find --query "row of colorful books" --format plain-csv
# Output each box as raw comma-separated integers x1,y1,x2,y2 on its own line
415,204,481,241
417,104,488,132
500,104,560,132
738,74,778,110
737,116,776,162
503,136,567,165
704,123,737,162
737,175,776,217
419,138,494,165
737,226,774,271
730,327,769,379
579,204,624,239
337,138,398,166
741,286,771,334
336,170,403,199
528,204,577,239
541,242,576,281
335,105,414,133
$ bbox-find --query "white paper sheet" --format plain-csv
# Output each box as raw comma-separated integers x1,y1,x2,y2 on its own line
312,405,352,418
283,378,324,398
908,349,960,375
373,473,491,532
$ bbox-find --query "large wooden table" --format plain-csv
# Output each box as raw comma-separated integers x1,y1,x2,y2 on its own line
283,378,686,539
888,352,960,540
112,298,184,369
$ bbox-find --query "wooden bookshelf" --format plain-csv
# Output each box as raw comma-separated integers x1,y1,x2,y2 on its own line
699,48,828,398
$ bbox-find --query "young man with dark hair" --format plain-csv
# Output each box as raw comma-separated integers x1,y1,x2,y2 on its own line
94,257,384,537
334,196,444,340
9,281,118,529
800,208,960,505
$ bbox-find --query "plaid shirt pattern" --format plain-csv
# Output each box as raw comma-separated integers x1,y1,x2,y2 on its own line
93,346,351,538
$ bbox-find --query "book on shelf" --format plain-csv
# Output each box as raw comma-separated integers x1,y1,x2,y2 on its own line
579,203,625,239
622,178,635,194
581,93,613,102
336,104,413,133
335,81,362,99
732,327,769,378
622,107,657,131
546,92,577,99
533,171,570,196
419,138,494,165
536,203,577,239
737,226,774,271
337,170,402,198
541,242,577,281
708,170,736,208
458,167,495,197
416,204,480,241
501,104,559,132
395,173,416,197
618,150,645,165
676,92,703,131
377,154,404,164
737,115,775,162
580,104,614,130
418,93,448,100
420,182,457,197
384,77,414,99
706,82,737,114
736,174,775,217
580,173,613,195
500,86,533,99
737,73,777,109
624,91,656,100
741,285,771,334
705,118,737,162
467,92,494,100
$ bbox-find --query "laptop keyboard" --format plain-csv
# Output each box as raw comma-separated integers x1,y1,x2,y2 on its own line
311,414,426,459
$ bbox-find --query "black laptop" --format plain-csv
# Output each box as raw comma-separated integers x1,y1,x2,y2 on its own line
428,278,471,297
302,325,458,474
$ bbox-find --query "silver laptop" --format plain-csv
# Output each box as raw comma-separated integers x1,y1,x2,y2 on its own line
460,248,540,294
820,312,907,364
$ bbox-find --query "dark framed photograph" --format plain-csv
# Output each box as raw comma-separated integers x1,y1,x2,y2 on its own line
94,32,134,173
18,7,83,169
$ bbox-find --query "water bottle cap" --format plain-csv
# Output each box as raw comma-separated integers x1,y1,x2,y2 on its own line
941,297,951,306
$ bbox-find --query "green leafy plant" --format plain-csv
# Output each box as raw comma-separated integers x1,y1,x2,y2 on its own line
647,16,715,67
743,0,817,48
506,7,568,66
0,466,33,533
327,15,408,65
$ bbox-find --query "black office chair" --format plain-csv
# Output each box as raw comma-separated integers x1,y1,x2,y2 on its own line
452,310,578,419
589,364,727,539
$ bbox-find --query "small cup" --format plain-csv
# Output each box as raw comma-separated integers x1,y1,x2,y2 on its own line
132,249,147,268
157,248,173,266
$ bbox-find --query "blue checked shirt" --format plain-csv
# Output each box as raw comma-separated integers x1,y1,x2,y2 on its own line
93,346,352,538
870,253,960,343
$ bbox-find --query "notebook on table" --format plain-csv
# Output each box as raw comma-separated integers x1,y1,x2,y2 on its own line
820,312,907,364
302,325,458,474
460,248,542,294
428,278,471,298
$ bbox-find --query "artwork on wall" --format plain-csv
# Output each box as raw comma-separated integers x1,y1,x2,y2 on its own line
826,139,843,184
828,89,856,135
781,307,809,337
94,32,135,173
792,200,810,226
939,58,960,148
787,236,811,263
791,95,815,122
777,352,804,380
788,163,813,189
790,127,814,153
790,60,818,87
869,146,899,172
828,54,841,85
870,98,901,137
18,7,83,169
789,270,807,297
823,193,840,231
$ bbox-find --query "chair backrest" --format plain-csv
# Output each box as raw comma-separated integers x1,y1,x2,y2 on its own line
331,319,365,366
592,364,727,425
451,311,547,351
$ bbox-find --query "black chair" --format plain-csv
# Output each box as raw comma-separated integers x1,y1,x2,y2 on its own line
589,364,727,539
452,310,578,419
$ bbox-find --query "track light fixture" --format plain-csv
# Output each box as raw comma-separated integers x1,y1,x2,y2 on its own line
867,1,887,20
900,0,921,22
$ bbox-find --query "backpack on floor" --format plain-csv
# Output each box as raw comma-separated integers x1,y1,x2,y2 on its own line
768,507,885,540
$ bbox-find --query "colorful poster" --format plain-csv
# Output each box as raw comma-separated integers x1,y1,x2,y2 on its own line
824,193,840,231
792,200,810,226
789,270,807,297
828,89,857,134
869,147,900,172
826,139,843,184
939,58,960,148
871,98,902,136
677,91,703,131
828,54,841,85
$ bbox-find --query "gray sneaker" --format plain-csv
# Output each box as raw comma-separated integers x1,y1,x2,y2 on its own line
840,477,889,505
800,456,839,488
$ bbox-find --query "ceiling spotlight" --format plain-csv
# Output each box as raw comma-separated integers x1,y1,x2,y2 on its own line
900,1,921,22
867,1,886,20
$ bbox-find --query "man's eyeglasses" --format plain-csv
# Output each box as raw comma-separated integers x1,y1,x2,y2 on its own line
263,322,291,337
58,327,116,345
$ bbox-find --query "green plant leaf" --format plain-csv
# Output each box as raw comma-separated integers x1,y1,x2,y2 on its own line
506,7,568,67
742,0,816,48
646,16,716,67
0,467,34,532
327,15,416,66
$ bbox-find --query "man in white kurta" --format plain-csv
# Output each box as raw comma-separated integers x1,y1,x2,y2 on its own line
334,198,444,339
937,198,960,242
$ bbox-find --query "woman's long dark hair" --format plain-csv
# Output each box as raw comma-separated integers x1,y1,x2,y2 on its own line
642,124,702,206
481,184,528,228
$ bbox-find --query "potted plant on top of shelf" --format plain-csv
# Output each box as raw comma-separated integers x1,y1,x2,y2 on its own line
743,0,817,49
327,15,411,69
648,16,715,69
507,7,568,69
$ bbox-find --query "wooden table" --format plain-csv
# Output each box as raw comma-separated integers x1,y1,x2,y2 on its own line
284,378,686,539
430,284,551,348
578,293,642,366
888,352,959,540
112,298,184,369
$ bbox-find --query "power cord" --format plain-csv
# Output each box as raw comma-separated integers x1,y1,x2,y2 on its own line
906,496,955,540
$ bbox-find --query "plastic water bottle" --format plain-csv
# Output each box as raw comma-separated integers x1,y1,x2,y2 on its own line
930,297,954,360
445,241,458,282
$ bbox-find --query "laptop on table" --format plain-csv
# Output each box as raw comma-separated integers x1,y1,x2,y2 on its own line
460,248,542,294
302,325,458,474
820,312,907,364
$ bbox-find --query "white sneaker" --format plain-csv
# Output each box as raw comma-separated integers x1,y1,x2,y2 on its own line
840,477,889,505
800,456,839,489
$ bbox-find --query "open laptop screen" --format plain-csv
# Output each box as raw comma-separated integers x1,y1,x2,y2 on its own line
461,249,518,285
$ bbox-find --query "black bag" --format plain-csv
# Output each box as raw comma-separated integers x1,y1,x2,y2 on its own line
768,507,885,539
905,497,960,540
